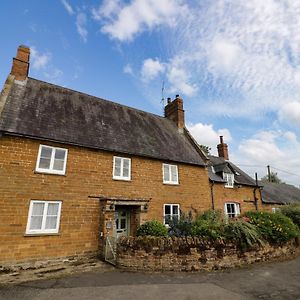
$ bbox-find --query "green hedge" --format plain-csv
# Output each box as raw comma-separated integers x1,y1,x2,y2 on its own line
137,209,300,248
280,204,300,229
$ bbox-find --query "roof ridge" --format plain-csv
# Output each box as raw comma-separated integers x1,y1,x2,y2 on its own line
28,77,167,121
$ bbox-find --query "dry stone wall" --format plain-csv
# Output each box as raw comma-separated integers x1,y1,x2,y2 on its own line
117,236,300,272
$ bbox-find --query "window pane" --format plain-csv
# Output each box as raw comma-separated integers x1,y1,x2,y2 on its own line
123,168,129,178
123,159,129,170
114,158,122,177
171,166,178,182
39,158,51,169
120,218,126,229
122,159,130,178
30,216,43,230
164,205,171,215
45,216,57,229
172,205,179,215
116,219,119,229
55,149,66,160
163,165,170,182
32,203,45,216
47,203,59,216
40,147,52,159
53,159,64,171
164,215,171,225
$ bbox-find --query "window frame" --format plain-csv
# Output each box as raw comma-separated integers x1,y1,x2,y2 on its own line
162,163,179,185
163,204,180,225
113,156,131,181
223,172,234,188
25,200,62,235
272,207,281,213
224,202,240,219
35,145,68,175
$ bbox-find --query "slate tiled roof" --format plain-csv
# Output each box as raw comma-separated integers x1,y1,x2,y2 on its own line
0,78,205,166
208,155,258,186
260,182,300,204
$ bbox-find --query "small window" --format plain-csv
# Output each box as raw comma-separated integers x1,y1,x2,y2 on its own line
113,156,131,180
26,201,62,234
164,204,180,225
36,145,68,175
224,202,240,218
272,207,281,213
163,164,179,184
224,173,234,188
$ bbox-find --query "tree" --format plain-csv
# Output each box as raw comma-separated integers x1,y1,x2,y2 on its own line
200,144,211,155
261,171,283,184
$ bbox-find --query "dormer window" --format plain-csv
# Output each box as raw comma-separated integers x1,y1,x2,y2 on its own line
224,172,234,188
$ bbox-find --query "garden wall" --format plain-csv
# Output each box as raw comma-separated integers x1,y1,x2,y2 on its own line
117,236,300,272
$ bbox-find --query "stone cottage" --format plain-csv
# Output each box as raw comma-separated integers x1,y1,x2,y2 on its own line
0,45,261,265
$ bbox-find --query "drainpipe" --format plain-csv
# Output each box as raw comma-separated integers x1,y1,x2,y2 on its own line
211,181,215,210
254,172,259,211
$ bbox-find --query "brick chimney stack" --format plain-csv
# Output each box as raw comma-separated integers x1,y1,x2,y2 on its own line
217,136,229,160
164,95,185,129
11,45,30,81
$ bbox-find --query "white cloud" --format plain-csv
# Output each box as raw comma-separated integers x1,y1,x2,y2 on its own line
123,64,134,76
43,68,63,83
31,47,51,70
238,131,284,164
92,0,121,21
232,130,300,185
141,58,165,82
76,12,88,43
61,0,74,15
167,64,198,97
187,122,232,155
93,0,187,41
278,101,300,126
209,38,241,72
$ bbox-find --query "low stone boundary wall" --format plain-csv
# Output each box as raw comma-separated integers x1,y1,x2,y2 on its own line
117,236,300,272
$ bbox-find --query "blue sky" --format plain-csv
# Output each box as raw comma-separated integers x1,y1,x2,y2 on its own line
1,0,300,185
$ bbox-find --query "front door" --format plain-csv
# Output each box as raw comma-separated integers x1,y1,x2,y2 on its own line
115,209,129,238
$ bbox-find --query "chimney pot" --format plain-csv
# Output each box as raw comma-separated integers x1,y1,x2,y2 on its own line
217,136,229,160
11,45,30,81
167,97,171,103
176,94,179,98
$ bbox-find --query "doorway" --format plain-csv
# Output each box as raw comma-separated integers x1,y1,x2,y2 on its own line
115,208,130,238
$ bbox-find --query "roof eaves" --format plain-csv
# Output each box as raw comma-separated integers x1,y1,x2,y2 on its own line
2,131,205,167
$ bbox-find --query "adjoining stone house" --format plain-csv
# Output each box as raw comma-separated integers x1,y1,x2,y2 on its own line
207,136,262,218
260,182,300,212
0,45,261,265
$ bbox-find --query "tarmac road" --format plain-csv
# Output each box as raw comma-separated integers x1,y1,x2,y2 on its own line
0,256,300,300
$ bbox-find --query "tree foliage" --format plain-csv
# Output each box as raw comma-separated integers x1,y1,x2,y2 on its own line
261,171,283,184
200,144,211,155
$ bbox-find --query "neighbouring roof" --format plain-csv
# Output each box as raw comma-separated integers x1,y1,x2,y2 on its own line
0,78,205,166
260,182,300,204
208,155,258,186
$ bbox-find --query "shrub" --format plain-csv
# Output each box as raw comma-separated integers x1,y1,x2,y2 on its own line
191,210,225,240
137,220,168,237
224,219,264,250
280,204,300,229
168,211,193,237
200,210,223,223
245,211,300,243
